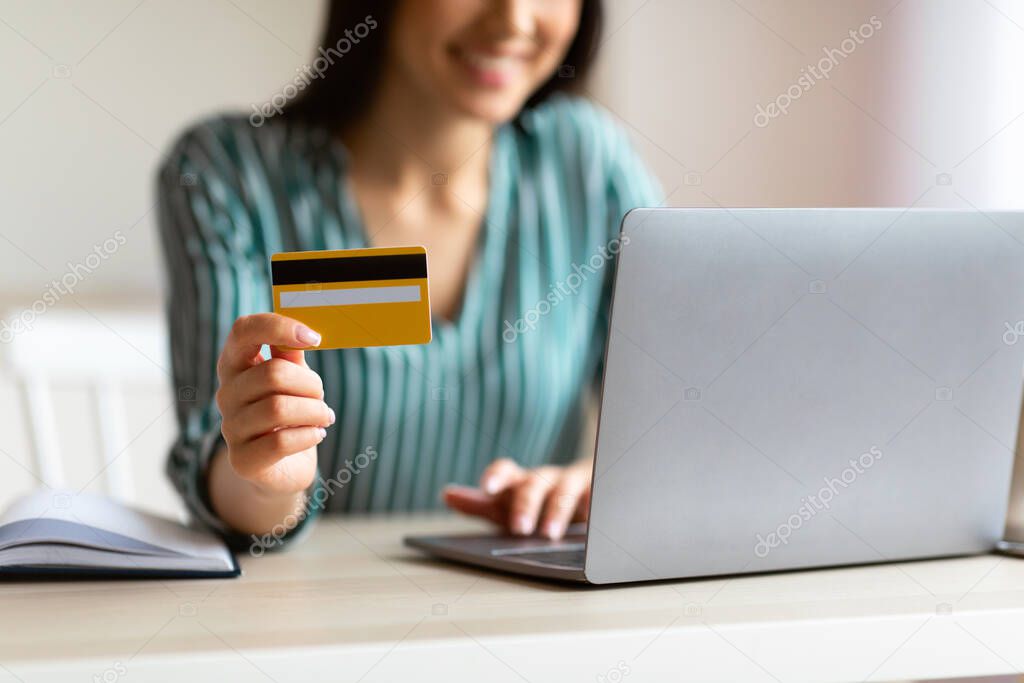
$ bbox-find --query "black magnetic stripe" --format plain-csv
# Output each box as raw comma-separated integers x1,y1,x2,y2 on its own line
271,253,427,285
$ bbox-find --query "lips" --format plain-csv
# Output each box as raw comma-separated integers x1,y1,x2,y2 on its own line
453,46,530,88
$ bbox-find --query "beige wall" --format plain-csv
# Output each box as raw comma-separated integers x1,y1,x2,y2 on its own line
0,0,1021,513
592,0,1024,209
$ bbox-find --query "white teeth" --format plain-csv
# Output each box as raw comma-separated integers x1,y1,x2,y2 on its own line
462,52,517,71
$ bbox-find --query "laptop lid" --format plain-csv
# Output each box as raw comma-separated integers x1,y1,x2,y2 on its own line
585,208,1024,584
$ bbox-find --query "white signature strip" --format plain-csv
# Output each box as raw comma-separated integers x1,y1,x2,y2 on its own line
280,285,422,308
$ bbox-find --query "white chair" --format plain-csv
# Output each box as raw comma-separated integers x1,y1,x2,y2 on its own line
0,307,170,503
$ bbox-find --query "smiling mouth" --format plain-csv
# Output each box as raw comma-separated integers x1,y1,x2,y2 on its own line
453,47,531,88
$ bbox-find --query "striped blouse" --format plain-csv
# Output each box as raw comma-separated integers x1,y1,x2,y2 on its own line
157,96,661,544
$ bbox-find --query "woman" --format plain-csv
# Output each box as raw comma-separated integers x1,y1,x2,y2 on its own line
158,0,659,549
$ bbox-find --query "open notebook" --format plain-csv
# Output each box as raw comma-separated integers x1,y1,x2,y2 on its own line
0,490,238,578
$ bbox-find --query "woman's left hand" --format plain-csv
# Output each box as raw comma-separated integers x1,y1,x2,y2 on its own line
442,458,592,540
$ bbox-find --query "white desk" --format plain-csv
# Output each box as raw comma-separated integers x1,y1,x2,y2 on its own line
2,514,1023,682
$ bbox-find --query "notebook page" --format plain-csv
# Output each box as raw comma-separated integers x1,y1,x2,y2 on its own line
0,490,231,563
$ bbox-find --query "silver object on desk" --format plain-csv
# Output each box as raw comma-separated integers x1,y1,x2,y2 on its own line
407,208,1024,583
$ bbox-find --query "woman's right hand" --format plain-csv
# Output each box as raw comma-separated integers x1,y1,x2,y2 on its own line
214,313,334,496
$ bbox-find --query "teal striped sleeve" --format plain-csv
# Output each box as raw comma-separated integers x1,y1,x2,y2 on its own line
574,102,664,386
156,119,319,549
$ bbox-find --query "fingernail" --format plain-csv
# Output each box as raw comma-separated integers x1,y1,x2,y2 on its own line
483,478,499,495
513,514,532,535
317,427,327,440
327,408,336,425
296,325,321,347
544,520,564,539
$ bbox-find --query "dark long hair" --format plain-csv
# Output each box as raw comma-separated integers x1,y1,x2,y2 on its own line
284,0,603,132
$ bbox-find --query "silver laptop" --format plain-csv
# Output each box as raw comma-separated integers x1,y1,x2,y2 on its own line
406,208,1024,584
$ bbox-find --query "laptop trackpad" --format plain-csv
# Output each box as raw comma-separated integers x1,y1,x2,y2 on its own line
486,522,587,556
490,540,585,556
488,532,588,571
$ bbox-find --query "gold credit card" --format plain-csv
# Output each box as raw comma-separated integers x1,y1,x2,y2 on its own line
271,246,431,350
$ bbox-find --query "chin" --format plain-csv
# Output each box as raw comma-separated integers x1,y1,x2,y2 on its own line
449,91,530,124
